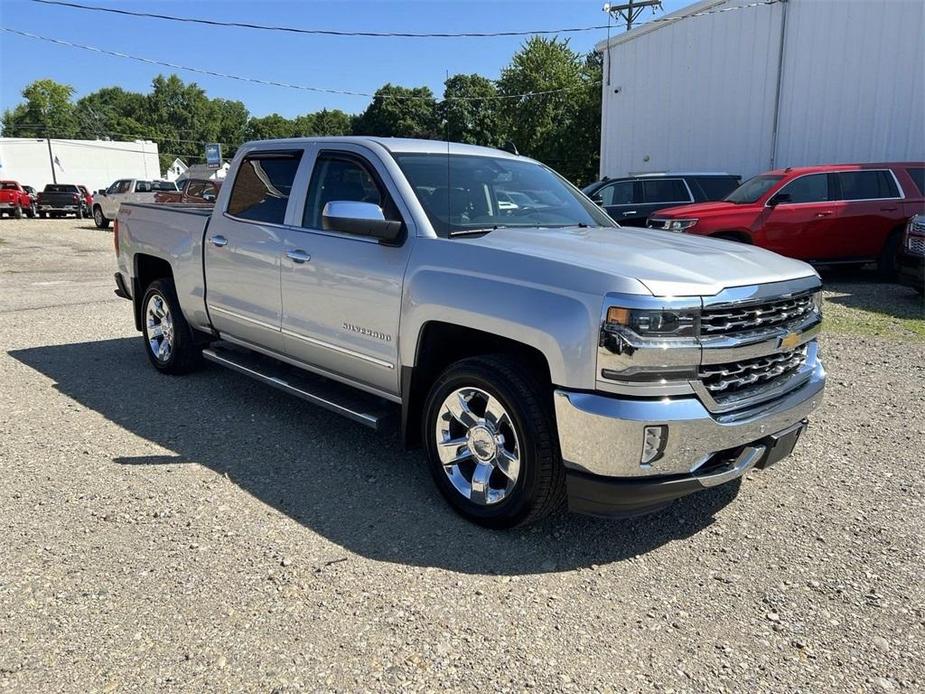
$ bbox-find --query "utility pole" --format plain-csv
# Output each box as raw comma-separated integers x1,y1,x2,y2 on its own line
603,0,662,32
46,138,57,184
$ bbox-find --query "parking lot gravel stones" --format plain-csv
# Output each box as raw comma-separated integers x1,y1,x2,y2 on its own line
1,218,923,691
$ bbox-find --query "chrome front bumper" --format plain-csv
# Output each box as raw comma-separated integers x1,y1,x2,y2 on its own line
554,358,825,479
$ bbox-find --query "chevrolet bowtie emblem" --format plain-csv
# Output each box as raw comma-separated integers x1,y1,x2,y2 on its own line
780,331,801,350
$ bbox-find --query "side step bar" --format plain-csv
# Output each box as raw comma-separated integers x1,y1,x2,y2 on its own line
202,343,397,431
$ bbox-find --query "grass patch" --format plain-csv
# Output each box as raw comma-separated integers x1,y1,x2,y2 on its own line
822,284,925,342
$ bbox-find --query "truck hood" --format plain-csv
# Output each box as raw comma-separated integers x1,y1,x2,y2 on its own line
652,200,741,218
469,225,817,297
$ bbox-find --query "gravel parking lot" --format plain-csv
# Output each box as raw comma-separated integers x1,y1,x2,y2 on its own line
1,217,923,692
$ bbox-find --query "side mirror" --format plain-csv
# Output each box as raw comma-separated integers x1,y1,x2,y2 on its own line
322,201,403,243
768,192,791,207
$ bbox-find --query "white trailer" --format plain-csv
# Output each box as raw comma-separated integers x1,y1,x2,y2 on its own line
0,138,161,192
596,0,925,179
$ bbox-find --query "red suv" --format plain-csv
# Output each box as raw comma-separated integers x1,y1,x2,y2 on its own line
648,163,925,276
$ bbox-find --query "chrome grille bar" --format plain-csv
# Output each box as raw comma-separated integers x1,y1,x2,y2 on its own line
700,345,808,396
701,293,815,336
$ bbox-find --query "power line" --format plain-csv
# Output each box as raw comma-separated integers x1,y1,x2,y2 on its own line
0,27,594,101
30,0,612,38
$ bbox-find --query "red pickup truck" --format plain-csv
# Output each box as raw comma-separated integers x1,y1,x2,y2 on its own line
0,180,37,218
649,162,925,276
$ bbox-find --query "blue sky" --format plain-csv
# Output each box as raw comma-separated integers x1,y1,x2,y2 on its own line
0,0,689,117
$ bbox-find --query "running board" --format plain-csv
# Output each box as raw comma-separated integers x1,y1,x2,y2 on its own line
202,344,397,431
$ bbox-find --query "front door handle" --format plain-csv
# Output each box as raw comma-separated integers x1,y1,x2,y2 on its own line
622,210,638,215
815,211,833,217
880,207,898,212
286,249,311,264
210,235,228,247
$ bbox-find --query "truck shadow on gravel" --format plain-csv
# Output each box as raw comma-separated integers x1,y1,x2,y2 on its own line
10,337,741,575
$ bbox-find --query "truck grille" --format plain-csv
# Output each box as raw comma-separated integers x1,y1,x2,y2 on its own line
701,293,815,336
699,345,807,397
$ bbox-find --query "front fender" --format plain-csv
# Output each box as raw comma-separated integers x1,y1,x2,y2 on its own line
401,268,601,389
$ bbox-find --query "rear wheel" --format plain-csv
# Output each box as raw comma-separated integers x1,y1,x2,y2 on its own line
422,355,565,528
93,206,110,229
26,203,36,218
12,205,23,219
141,279,202,374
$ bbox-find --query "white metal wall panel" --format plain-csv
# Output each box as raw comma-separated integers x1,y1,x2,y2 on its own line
774,0,925,168
599,0,784,179
0,138,161,192
598,0,924,180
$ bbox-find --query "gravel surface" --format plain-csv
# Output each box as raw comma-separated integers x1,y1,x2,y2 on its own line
1,218,923,692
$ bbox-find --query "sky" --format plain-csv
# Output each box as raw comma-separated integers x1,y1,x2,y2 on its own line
0,0,690,118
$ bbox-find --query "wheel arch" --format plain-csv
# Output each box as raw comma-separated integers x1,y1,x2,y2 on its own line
132,254,174,331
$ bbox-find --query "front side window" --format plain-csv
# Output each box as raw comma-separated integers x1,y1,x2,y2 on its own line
598,180,635,206
186,181,207,198
394,153,615,237
836,170,899,200
227,151,302,225
641,178,690,204
302,155,387,230
135,181,152,193
725,175,782,204
777,173,830,204
107,180,126,194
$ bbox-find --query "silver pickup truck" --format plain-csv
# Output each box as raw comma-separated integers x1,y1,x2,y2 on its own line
113,137,825,528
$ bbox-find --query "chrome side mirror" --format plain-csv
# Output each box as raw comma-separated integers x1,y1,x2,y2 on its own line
322,201,403,243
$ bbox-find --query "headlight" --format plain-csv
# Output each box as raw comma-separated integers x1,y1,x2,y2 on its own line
667,218,698,232
605,306,698,338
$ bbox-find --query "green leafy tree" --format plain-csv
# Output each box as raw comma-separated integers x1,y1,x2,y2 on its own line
243,113,299,141
311,108,353,136
353,84,438,139
74,86,151,140
441,74,502,147
1,79,78,138
145,75,220,170
497,37,593,183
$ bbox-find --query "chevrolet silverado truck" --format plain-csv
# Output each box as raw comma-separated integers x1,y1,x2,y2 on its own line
0,180,36,218
114,137,826,528
37,183,85,218
94,178,178,228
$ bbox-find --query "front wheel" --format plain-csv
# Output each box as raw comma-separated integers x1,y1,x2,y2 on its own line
141,279,202,374
26,203,36,218
13,205,23,219
93,206,109,229
877,230,901,280
423,355,565,528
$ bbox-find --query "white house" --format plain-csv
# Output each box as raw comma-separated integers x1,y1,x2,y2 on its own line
596,0,925,179
164,158,230,182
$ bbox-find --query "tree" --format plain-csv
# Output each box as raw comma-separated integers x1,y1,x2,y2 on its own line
243,113,299,141
312,108,353,136
497,37,593,183
1,79,78,138
441,74,502,147
146,75,219,170
74,86,151,140
211,98,250,160
353,84,438,139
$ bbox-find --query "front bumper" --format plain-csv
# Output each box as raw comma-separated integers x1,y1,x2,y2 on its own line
554,359,825,516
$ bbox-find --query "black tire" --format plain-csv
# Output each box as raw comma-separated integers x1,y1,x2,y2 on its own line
422,355,565,528
876,230,901,280
93,206,110,229
12,205,23,219
76,206,84,219
140,278,202,375
26,204,36,218
38,211,46,219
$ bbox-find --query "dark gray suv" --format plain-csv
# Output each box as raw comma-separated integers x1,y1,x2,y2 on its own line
583,172,741,227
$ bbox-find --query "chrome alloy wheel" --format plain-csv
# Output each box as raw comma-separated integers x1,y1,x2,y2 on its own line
145,293,174,362
435,387,521,505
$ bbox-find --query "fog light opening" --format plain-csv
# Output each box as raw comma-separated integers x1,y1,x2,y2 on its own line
641,425,668,466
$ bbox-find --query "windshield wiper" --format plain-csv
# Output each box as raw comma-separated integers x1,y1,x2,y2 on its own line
449,225,507,237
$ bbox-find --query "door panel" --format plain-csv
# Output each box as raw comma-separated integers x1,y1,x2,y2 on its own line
759,173,841,260
280,149,410,396
833,170,904,258
204,151,303,353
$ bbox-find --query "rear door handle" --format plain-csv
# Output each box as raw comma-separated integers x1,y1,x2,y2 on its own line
880,207,898,212
210,235,228,247
815,211,833,217
286,249,311,264
622,210,638,215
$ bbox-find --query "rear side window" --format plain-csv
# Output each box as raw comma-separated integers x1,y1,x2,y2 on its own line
778,173,830,203
640,179,690,204
837,170,899,200
135,181,152,193
227,151,303,224
302,154,389,231
598,180,635,206
693,177,740,200
903,167,924,196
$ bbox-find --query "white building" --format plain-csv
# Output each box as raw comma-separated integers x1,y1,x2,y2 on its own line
596,0,925,179
164,158,230,183
0,138,161,192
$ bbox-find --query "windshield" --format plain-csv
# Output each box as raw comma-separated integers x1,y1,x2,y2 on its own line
393,153,615,237
1,182,17,190
724,174,782,204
